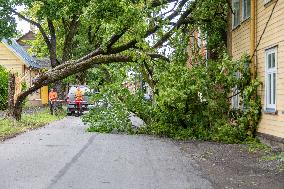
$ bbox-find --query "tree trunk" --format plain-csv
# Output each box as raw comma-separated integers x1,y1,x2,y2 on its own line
7,73,16,116
12,102,23,121
11,85,39,120
7,73,33,120
54,81,66,101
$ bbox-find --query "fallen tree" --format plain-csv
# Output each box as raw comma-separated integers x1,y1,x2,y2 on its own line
1,0,197,120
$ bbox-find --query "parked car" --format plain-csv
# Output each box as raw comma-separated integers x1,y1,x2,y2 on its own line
66,85,93,115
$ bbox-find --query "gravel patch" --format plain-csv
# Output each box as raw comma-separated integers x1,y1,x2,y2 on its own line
178,140,284,189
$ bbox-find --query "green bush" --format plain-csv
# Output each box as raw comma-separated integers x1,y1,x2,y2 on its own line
123,92,154,125
82,84,132,133
0,65,8,110
141,55,261,143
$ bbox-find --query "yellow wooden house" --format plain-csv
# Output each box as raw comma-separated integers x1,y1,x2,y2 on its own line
228,0,284,141
0,38,48,106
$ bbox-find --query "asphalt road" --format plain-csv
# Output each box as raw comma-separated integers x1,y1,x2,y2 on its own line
0,117,212,189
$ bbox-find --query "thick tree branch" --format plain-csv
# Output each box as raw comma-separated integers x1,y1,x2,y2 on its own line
140,62,156,90
147,53,170,62
226,0,234,14
47,18,56,44
76,27,131,63
76,0,185,64
106,27,129,50
62,15,80,62
47,18,58,67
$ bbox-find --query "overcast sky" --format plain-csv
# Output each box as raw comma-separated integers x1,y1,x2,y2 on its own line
16,6,30,34
17,20,30,34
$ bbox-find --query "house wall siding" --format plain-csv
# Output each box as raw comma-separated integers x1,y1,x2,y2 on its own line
0,43,24,74
256,0,284,138
0,42,41,104
230,0,284,139
231,20,251,59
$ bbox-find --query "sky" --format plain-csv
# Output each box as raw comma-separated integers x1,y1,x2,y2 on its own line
15,6,30,34
17,19,30,34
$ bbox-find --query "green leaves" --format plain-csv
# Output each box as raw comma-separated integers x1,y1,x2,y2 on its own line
0,0,17,39
82,83,133,133
191,0,228,50
144,53,261,143
0,65,8,110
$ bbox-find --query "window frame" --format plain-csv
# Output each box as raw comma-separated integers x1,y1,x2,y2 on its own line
232,72,241,110
232,0,241,28
265,47,277,111
242,0,251,20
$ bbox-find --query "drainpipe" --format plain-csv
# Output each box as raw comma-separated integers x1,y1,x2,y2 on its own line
250,0,256,79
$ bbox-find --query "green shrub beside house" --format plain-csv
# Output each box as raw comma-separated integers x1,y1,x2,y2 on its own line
0,65,8,110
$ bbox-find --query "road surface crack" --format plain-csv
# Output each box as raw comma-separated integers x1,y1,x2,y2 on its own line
46,135,96,189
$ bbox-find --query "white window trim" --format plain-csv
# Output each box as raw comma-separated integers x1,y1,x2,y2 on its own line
265,47,277,111
232,0,241,28
232,72,241,109
242,0,251,21
232,87,240,109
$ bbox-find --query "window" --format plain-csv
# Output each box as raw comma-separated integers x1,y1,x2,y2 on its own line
242,0,251,20
265,47,277,111
232,72,241,109
232,0,240,28
232,87,240,109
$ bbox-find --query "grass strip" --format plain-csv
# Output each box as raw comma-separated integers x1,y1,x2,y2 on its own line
0,108,64,141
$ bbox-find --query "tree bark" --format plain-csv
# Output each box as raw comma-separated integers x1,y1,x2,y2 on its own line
7,73,15,117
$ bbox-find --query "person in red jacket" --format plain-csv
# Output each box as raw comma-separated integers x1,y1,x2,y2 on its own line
75,87,84,116
49,88,58,115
